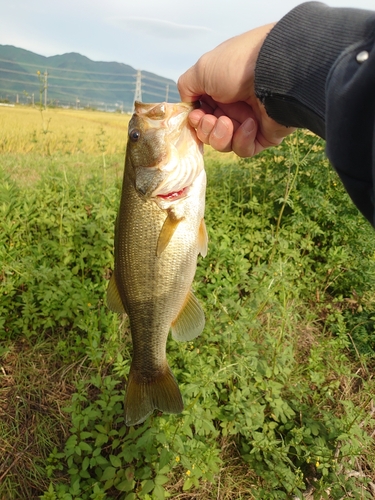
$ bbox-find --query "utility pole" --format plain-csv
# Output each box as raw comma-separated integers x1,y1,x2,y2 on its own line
44,71,48,109
133,70,142,111
165,84,169,102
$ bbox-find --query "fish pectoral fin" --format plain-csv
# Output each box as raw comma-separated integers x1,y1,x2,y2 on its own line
157,210,184,257
124,364,183,426
171,290,205,342
198,218,208,257
106,274,127,314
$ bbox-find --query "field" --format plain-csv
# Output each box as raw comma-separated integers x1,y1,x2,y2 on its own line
1,105,375,500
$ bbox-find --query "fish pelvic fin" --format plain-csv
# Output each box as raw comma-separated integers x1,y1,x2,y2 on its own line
171,290,205,342
124,364,183,426
157,210,184,257
106,274,127,314
198,218,208,257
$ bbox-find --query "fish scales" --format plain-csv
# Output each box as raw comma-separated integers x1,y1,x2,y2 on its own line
119,171,200,365
107,101,207,426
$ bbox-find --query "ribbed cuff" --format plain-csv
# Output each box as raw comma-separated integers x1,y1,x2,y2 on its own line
255,1,375,138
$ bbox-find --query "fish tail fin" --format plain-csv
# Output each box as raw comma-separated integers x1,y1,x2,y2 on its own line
124,363,183,426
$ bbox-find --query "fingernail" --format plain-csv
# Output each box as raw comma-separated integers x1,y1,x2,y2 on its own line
189,116,199,128
242,118,255,136
213,120,228,139
201,120,212,135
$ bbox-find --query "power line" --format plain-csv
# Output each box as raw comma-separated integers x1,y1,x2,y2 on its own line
0,68,35,76
0,67,135,85
48,83,135,92
142,89,180,99
0,58,139,77
0,77,178,99
0,59,175,86
0,73,135,92
0,58,178,91
142,89,172,99
48,76,135,85
142,73,176,85
0,64,180,110
0,69,178,97
0,86,129,108
0,77,40,86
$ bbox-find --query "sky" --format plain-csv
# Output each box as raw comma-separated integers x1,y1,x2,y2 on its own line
1,0,374,83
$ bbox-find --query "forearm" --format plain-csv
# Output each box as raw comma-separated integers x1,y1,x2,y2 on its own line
255,1,375,225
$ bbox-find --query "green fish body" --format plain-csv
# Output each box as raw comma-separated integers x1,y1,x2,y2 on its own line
107,101,207,426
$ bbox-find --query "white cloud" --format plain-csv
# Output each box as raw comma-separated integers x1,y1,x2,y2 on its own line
108,17,213,40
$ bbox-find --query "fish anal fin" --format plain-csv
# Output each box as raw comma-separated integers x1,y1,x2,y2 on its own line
198,218,208,257
124,364,183,426
157,210,184,257
171,290,205,342
106,274,127,314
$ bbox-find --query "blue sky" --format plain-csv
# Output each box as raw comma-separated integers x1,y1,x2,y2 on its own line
1,0,374,82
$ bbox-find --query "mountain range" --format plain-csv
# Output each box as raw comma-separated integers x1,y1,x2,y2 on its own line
0,45,180,112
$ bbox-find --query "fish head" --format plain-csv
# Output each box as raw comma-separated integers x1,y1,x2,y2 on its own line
126,101,204,203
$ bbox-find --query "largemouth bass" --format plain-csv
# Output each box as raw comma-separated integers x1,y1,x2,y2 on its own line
107,101,207,426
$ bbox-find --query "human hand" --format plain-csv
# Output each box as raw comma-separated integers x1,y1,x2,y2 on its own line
178,24,295,157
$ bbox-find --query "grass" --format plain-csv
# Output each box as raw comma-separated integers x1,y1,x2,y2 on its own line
1,105,375,499
0,106,128,155
0,338,74,498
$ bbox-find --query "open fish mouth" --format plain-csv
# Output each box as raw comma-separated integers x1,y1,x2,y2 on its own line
156,186,190,201
149,141,202,200
150,130,203,200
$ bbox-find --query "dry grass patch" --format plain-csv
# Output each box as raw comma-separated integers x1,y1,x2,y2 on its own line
0,106,129,155
0,338,84,499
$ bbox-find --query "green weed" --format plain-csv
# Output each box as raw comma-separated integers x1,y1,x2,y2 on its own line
1,130,375,499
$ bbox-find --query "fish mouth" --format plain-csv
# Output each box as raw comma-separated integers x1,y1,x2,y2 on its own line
134,100,198,118
134,101,200,147
156,186,190,201
131,101,204,201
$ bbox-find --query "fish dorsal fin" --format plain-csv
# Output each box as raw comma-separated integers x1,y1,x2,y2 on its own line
157,210,184,257
198,218,208,257
107,274,127,314
171,290,205,341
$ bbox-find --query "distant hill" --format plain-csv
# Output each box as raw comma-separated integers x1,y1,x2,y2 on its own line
0,45,180,111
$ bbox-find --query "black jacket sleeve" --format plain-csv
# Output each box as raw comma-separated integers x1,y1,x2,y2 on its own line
254,1,375,225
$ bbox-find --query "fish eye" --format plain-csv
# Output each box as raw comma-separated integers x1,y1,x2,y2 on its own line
129,129,141,142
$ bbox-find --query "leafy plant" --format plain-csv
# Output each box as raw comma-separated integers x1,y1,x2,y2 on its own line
1,126,375,499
